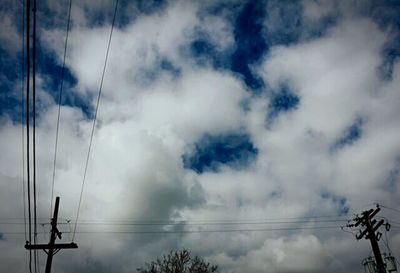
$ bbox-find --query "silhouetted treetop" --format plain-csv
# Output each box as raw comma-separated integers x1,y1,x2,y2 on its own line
136,249,221,273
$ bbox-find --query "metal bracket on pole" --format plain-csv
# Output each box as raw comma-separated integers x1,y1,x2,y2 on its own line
24,197,78,273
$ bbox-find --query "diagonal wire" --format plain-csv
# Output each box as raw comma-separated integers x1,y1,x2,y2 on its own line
72,0,119,242
50,0,73,218
19,0,31,271
380,204,400,214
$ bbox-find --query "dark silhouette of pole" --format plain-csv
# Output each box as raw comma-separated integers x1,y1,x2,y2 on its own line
45,196,60,273
364,213,385,273
25,197,78,273
352,206,386,273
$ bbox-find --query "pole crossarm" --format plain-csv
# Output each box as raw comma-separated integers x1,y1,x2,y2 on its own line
25,243,78,250
24,197,78,273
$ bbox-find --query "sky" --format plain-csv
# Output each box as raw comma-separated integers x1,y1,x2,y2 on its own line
1,0,400,272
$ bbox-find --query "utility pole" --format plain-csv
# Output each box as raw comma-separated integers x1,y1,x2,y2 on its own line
351,205,386,273
25,197,78,273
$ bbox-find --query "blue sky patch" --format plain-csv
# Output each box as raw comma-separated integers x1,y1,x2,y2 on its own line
363,0,400,81
368,0,400,31
230,0,268,91
306,14,338,39
271,92,299,112
182,134,258,174
182,19,234,70
36,39,77,92
320,191,349,215
383,157,400,192
136,57,182,88
269,88,299,113
187,38,228,68
160,58,181,78
193,0,337,92
0,47,22,119
264,0,338,48
265,1,303,46
34,39,93,118
267,84,300,123
116,0,168,28
379,42,400,80
332,118,364,151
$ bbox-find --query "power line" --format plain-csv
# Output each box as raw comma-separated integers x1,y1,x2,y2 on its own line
69,219,347,226
25,0,32,272
382,224,393,254
0,214,350,226
72,226,343,234
71,226,343,234
74,215,348,223
72,0,119,242
20,0,27,244
32,0,38,272
50,0,73,218
26,0,31,245
20,1,30,272
380,204,400,214
0,214,349,222
0,218,349,226
340,225,357,236
0,217,53,221
1,225,343,235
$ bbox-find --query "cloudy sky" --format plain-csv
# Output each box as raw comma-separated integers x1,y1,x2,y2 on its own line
1,0,400,272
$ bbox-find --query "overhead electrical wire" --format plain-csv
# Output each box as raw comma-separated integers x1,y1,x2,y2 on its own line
381,221,400,268
0,214,351,223
25,0,32,272
380,204,400,215
0,218,349,226
73,214,349,223
32,0,39,272
0,213,362,236
72,0,119,242
25,0,31,246
0,214,351,222
0,225,344,236
340,225,357,236
20,0,27,244
50,0,73,217
20,1,30,272
68,225,343,234
65,219,348,226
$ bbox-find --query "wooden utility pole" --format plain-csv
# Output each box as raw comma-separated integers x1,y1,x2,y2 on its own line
352,205,386,273
25,197,78,273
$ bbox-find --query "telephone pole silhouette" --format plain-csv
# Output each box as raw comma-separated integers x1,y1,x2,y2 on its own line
25,197,78,273
350,205,387,273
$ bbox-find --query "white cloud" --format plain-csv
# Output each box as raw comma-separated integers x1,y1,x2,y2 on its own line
1,1,400,273
256,17,400,209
